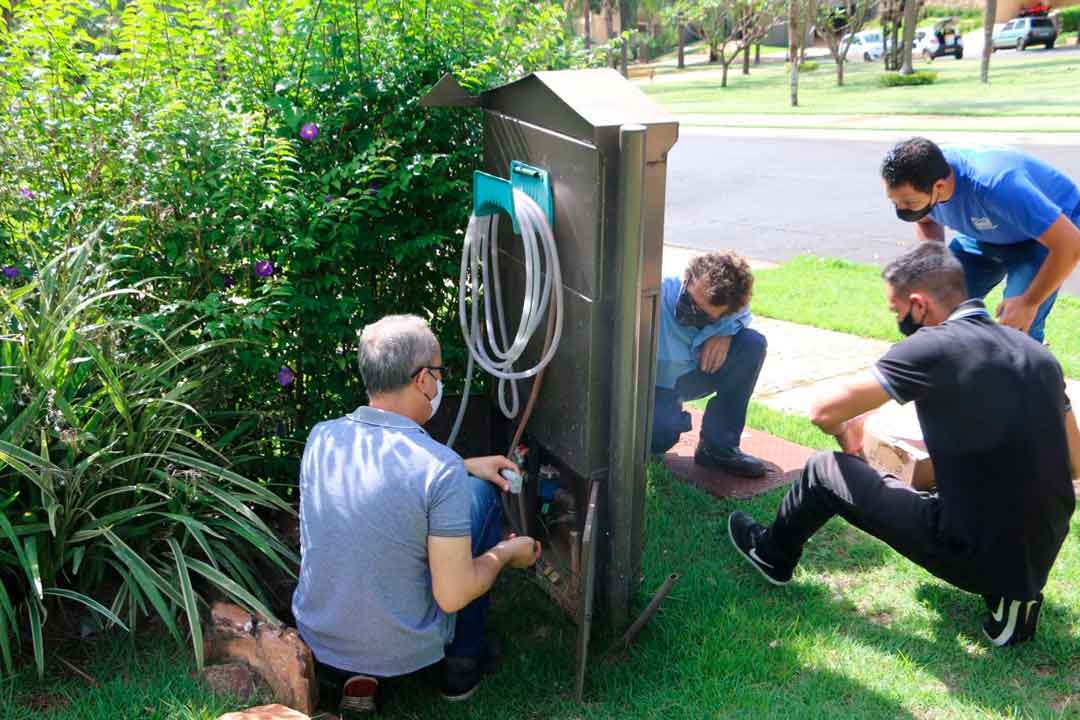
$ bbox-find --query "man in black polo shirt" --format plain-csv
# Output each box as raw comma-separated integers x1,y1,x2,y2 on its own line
728,242,1078,646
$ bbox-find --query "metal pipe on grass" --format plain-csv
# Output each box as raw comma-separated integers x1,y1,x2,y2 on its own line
618,572,680,651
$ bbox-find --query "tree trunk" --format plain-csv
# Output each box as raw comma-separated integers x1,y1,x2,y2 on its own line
584,0,592,49
677,19,686,68
743,44,751,74
800,0,818,63
755,43,761,64
619,0,630,76
604,0,615,40
788,0,799,63
789,0,801,105
835,52,844,85
900,0,919,74
709,42,718,63
722,60,730,87
980,0,996,83
790,58,799,106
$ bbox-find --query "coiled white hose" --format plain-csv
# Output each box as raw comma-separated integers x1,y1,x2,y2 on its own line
447,189,563,448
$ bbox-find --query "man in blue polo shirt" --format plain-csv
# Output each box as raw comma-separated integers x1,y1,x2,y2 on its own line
882,137,1080,342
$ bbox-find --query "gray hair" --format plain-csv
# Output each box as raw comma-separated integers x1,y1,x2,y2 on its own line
357,315,439,395
882,242,968,302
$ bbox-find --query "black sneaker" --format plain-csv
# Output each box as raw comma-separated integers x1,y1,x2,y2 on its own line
695,444,766,478
727,512,793,586
982,594,1043,647
339,674,378,717
441,656,482,702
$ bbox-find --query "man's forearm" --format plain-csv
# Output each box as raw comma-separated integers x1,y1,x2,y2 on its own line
1023,246,1080,308
466,542,512,604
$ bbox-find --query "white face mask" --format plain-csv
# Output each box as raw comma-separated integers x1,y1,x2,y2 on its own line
429,378,444,418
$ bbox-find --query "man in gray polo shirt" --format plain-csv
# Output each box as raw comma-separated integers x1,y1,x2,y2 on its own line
292,315,540,713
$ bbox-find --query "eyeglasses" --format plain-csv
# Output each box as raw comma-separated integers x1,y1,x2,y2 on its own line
411,365,449,381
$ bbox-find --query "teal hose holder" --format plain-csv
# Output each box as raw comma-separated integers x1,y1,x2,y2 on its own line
473,161,554,233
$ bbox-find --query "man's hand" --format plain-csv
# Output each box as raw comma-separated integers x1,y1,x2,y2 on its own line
996,296,1040,335
464,455,518,492
496,534,542,569
835,413,869,458
699,335,732,374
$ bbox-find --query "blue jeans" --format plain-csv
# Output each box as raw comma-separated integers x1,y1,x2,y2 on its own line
651,328,767,455
444,474,502,659
949,235,1058,343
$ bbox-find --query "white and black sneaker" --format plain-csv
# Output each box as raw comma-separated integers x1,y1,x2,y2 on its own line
728,512,793,586
982,594,1043,647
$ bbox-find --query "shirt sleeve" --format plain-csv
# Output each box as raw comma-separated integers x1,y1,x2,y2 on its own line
988,172,1063,240
427,461,472,538
872,331,942,405
691,305,751,351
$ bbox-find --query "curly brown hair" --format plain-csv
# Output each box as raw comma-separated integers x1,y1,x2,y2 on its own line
686,252,753,310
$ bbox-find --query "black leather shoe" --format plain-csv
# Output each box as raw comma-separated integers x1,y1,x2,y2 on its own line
442,656,482,702
694,444,766,477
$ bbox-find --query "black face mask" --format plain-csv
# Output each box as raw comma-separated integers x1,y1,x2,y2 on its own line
897,306,924,336
675,282,712,328
895,191,936,223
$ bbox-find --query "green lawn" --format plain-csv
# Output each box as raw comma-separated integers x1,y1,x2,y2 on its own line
0,634,250,719
753,255,1080,379
639,49,1080,118
6,462,1078,719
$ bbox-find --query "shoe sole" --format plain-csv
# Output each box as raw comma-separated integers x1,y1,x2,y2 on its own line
442,684,480,703
728,514,790,587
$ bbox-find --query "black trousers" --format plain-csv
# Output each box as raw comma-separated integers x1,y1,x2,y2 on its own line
759,451,991,597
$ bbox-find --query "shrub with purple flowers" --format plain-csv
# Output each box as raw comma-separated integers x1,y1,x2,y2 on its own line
0,0,595,679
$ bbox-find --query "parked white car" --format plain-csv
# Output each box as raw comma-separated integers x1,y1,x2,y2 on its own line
913,18,964,60
842,30,885,62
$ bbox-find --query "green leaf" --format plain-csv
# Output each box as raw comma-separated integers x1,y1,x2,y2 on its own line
167,538,204,671
44,588,129,631
27,601,44,680
186,557,278,625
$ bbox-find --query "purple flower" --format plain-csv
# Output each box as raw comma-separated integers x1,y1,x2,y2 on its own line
222,273,236,289
324,194,333,203
18,188,34,200
299,123,319,141
2,266,18,280
254,260,274,278
277,366,295,387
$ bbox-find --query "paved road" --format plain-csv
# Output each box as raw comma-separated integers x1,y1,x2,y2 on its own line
664,130,1080,295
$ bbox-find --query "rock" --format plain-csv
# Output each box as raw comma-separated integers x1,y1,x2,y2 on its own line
201,662,261,702
216,704,309,720
206,602,318,715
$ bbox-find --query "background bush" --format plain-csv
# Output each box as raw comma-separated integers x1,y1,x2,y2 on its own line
1,0,590,458
1058,6,1080,33
0,0,597,675
878,70,938,87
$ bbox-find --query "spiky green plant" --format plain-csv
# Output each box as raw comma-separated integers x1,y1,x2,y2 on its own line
0,237,296,678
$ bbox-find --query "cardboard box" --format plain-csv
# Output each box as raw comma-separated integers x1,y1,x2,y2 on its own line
863,409,935,492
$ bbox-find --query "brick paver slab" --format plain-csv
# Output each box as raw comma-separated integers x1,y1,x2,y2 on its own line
661,408,814,499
